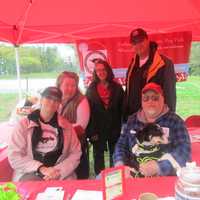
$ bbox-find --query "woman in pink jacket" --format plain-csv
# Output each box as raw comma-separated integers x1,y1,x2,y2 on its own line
8,87,81,181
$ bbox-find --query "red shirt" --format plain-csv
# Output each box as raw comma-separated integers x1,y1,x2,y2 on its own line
97,83,110,109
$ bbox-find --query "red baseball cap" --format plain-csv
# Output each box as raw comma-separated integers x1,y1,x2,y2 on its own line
142,83,164,96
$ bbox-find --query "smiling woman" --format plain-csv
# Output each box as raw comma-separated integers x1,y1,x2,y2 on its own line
56,71,90,179
86,59,124,175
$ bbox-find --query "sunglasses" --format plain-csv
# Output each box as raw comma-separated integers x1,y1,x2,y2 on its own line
142,95,160,102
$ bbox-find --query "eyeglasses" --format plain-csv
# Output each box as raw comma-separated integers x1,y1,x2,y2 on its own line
142,95,160,102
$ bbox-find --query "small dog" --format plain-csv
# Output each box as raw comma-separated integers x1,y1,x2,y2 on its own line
131,123,168,177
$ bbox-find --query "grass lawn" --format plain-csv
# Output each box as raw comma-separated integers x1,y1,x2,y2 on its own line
0,94,18,121
176,76,200,119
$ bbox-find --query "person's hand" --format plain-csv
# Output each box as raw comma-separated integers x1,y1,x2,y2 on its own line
58,115,70,129
39,166,61,180
44,168,60,180
124,166,137,178
139,160,159,177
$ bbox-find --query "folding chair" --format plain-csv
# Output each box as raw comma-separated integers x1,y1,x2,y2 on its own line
185,115,200,128
0,148,13,181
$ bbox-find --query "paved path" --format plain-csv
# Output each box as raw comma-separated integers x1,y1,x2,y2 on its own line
0,79,56,93
0,78,86,93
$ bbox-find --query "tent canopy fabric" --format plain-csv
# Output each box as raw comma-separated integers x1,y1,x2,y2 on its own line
0,0,200,45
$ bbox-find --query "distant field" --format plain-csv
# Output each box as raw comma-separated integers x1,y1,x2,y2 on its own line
176,76,200,119
0,75,200,122
0,93,18,121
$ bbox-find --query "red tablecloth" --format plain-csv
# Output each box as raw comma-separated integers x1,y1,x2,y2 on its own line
9,176,176,200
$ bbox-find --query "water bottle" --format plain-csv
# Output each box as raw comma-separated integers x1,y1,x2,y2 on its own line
175,162,200,200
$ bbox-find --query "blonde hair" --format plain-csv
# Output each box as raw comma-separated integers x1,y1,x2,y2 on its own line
56,71,84,123
56,71,79,89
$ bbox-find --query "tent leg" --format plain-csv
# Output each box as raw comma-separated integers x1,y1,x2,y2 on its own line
14,46,22,101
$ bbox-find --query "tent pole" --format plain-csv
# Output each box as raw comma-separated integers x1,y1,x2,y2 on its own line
14,46,22,101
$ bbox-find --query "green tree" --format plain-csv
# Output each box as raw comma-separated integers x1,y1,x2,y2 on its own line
0,46,15,74
20,57,41,73
0,44,79,75
38,46,64,72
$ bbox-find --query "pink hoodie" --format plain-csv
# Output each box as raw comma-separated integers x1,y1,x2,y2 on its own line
8,117,81,181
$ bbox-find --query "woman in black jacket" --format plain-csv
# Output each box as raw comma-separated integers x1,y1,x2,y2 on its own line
86,59,124,175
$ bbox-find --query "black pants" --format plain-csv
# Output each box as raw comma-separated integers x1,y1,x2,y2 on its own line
75,139,89,179
93,140,115,175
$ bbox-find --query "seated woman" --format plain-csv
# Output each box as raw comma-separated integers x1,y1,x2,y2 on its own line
56,71,90,179
8,87,81,181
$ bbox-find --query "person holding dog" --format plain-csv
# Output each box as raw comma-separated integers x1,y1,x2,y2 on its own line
113,82,191,177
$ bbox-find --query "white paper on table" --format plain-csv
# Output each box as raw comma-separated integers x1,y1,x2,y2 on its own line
45,187,63,193
35,189,64,200
71,189,103,200
35,192,64,200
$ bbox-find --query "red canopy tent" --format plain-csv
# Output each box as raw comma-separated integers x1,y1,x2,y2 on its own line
0,0,200,45
0,0,199,181
0,0,199,99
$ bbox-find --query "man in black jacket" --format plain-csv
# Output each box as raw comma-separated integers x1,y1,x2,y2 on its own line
123,28,176,121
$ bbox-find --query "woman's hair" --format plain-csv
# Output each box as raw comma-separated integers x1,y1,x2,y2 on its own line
56,71,83,123
92,59,114,83
56,71,79,89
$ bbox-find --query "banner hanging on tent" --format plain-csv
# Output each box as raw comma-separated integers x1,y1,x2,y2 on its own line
76,31,192,86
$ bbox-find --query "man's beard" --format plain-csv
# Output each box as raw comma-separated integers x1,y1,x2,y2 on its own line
146,108,157,116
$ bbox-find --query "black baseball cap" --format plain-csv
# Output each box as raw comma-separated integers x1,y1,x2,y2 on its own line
130,28,148,45
41,87,62,102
